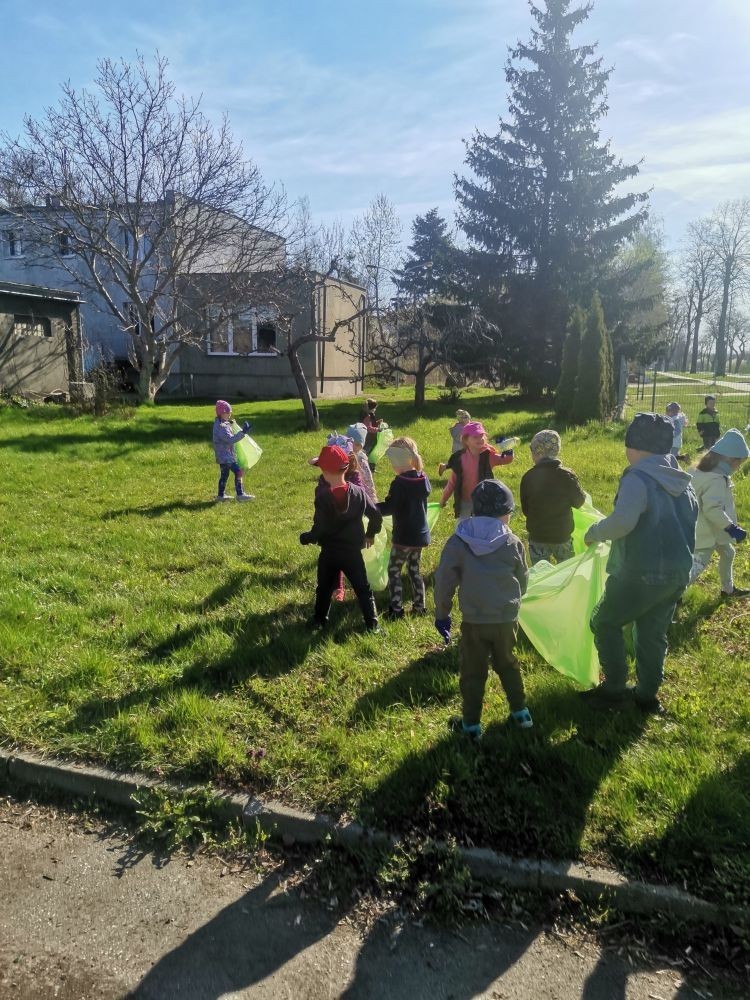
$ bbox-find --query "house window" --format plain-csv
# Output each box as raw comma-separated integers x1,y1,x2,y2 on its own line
4,230,23,257
14,314,51,338
58,232,73,256
257,324,277,353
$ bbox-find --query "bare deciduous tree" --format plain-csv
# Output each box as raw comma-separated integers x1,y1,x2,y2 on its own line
707,199,750,376
0,54,287,402
681,217,719,373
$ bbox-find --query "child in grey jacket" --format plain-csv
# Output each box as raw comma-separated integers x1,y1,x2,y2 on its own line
433,479,532,739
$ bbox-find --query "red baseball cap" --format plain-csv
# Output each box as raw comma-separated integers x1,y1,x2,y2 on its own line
312,444,350,473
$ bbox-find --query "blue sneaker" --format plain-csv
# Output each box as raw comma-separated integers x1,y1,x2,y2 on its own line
448,717,482,742
510,708,534,729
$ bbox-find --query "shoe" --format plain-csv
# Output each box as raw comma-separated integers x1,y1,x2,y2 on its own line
306,617,328,631
578,685,628,711
438,463,447,476
333,588,345,602
633,695,667,716
510,708,534,729
383,607,405,620
721,587,750,599
214,494,233,502
236,493,255,502
410,607,428,617
448,716,482,742
365,621,381,634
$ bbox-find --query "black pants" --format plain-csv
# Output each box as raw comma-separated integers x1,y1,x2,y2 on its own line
314,546,378,627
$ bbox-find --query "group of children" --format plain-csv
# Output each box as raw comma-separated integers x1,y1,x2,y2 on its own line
212,397,749,740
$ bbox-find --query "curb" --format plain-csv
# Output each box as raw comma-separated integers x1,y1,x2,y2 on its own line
1,748,746,929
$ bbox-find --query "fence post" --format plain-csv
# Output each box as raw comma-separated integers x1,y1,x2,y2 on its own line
650,365,658,412
617,356,628,419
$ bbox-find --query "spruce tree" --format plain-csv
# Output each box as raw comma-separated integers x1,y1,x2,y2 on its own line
394,208,456,300
455,0,648,395
555,306,584,420
572,292,611,422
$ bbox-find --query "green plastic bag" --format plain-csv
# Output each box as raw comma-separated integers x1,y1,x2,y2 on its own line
364,502,442,591
572,493,604,555
368,426,394,466
519,541,609,688
231,421,263,472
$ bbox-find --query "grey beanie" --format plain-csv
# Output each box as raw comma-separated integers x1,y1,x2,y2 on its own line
625,412,674,454
471,479,515,517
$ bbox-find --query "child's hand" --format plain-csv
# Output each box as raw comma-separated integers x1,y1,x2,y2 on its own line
299,531,314,546
584,529,597,546
242,421,252,433
434,616,452,644
725,523,747,543
500,449,514,459
363,536,374,549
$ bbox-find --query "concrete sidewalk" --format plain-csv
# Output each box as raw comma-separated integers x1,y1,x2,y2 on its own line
0,799,727,1000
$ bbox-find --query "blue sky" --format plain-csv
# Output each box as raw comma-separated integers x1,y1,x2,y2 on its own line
2,0,749,250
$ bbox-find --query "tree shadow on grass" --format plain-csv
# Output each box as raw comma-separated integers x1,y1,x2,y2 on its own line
103,499,217,519
356,685,647,864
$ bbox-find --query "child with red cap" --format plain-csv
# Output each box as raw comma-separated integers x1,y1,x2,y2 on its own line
300,444,382,631
440,421,514,520
212,400,254,501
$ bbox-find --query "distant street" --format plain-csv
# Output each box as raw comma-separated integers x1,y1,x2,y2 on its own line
0,797,731,1000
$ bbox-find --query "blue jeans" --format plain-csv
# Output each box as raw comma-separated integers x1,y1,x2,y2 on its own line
590,575,684,699
218,462,243,496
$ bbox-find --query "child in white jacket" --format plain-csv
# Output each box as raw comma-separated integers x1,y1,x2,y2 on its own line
689,428,749,599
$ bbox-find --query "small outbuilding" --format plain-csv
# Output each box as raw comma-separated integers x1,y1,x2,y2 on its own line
0,280,83,400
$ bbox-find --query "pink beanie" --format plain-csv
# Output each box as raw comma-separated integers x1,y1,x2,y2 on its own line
461,421,486,437
215,399,232,416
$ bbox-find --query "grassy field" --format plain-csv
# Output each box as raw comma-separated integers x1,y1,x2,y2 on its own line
625,370,750,433
0,388,748,905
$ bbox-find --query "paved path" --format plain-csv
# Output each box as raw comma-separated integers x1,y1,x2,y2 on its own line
0,799,730,1000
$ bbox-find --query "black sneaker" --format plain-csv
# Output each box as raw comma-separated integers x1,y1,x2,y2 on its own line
383,607,405,620
365,621,381,634
633,695,667,716
721,587,750,600
306,617,328,631
578,685,629,711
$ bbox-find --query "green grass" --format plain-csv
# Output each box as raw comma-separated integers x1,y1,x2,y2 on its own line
0,388,748,905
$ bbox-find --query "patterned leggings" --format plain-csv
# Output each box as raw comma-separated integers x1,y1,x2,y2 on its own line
388,546,425,612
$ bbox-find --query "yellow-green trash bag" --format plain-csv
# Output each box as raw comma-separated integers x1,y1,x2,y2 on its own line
231,421,263,471
368,426,394,466
518,496,608,688
363,502,442,591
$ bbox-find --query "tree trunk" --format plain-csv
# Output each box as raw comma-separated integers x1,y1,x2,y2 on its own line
414,367,426,408
714,262,732,376
288,342,320,430
690,295,704,374
681,300,693,372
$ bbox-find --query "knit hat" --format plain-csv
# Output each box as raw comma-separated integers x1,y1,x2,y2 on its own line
461,421,486,438
530,429,561,460
471,479,515,517
456,409,471,422
710,428,749,460
215,399,231,416
326,431,353,453
624,413,674,454
345,423,368,447
312,445,350,473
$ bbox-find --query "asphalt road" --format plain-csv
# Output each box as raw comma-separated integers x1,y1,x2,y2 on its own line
0,798,731,999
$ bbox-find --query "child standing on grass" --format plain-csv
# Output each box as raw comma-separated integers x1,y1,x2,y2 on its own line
689,429,749,600
520,430,586,565
212,400,255,502
345,423,377,503
300,445,382,632
582,413,698,716
666,402,689,460
360,397,383,466
433,479,532,738
440,421,514,521
697,395,721,450
378,437,431,618
438,409,472,476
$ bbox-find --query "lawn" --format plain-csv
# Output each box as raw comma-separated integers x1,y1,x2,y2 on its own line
0,388,748,905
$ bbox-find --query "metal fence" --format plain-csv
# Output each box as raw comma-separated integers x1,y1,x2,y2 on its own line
623,367,750,446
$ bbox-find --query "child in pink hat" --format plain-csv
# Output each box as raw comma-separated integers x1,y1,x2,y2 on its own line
440,421,514,520
212,400,254,501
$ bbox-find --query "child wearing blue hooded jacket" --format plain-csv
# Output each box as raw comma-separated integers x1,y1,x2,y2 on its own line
212,400,254,501
582,413,698,715
433,479,532,739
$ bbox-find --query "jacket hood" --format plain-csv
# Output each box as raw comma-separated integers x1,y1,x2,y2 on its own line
396,471,430,494
630,453,693,497
456,516,512,555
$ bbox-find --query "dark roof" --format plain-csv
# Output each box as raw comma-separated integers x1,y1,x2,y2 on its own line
0,280,83,304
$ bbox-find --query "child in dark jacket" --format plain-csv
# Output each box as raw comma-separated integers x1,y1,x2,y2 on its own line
434,479,532,738
582,413,698,715
520,429,586,564
378,436,431,618
300,445,382,631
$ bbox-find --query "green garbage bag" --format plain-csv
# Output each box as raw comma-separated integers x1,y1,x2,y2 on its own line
519,540,610,688
572,493,604,555
363,502,442,591
369,426,394,466
231,421,263,472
